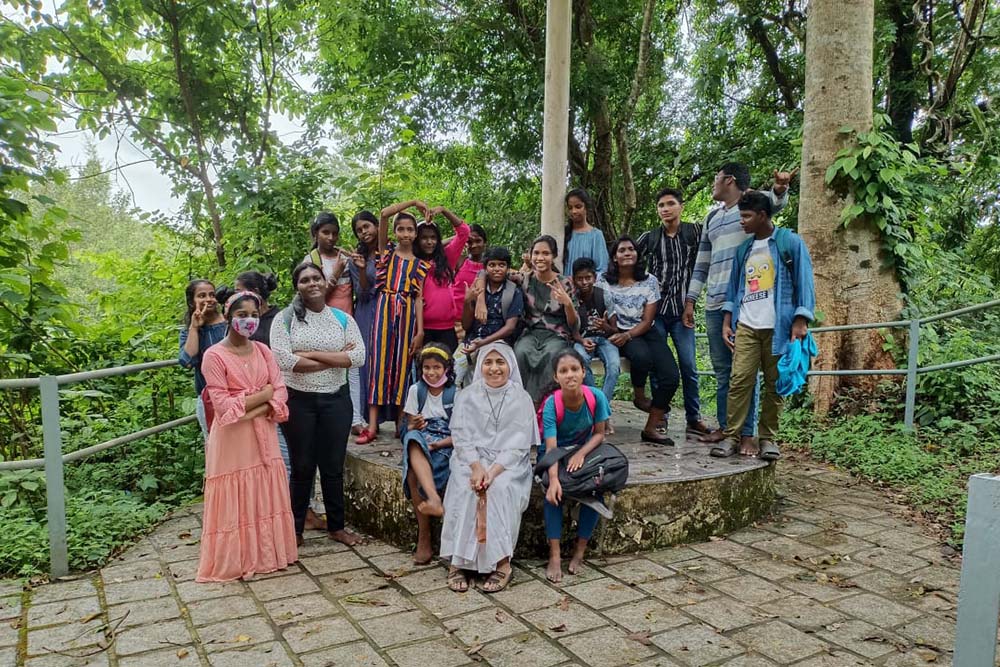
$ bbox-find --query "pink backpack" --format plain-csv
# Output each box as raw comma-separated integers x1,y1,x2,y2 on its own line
536,385,598,439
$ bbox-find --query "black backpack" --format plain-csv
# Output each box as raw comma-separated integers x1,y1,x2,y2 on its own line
533,442,629,519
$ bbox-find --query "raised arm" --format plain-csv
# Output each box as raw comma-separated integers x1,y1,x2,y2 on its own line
379,200,427,252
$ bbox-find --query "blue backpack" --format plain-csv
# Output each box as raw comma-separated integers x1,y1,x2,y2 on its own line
415,382,457,420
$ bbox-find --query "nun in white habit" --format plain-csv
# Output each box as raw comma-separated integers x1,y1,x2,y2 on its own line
440,341,537,593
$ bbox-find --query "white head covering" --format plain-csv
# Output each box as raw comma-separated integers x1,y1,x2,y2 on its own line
452,342,539,451
471,341,523,390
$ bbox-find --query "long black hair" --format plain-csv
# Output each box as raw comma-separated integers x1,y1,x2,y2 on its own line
416,222,454,284
310,211,339,250
352,210,378,258
290,262,325,323
183,279,215,326
235,271,278,302
604,235,648,285
564,188,599,251
538,347,589,405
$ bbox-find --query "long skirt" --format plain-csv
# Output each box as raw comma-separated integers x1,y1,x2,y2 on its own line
368,292,418,407
514,328,574,402
197,417,297,582
400,417,452,499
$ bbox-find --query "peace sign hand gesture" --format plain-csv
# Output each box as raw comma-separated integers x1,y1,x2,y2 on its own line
548,280,573,307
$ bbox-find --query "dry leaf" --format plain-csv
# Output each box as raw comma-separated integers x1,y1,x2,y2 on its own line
549,623,567,632
558,596,570,612
708,536,724,542
466,643,484,655
235,634,252,642
607,583,625,591
494,610,506,623
178,531,192,539
176,648,189,658
80,612,101,624
627,631,653,646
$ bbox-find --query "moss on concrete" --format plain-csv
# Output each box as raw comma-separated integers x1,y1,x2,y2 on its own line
343,451,775,557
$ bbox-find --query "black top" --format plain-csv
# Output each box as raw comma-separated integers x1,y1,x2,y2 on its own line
251,305,281,348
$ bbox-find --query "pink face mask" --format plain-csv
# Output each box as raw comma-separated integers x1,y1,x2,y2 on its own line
231,317,260,338
423,372,448,388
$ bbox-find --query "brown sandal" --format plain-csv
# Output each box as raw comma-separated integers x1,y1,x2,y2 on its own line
482,566,513,593
447,567,469,592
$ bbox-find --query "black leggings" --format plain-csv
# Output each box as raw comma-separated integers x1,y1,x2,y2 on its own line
280,385,352,535
622,329,680,410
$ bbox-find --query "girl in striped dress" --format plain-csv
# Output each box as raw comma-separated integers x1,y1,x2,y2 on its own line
356,200,430,444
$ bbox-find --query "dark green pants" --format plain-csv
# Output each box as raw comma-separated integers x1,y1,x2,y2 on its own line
724,324,783,441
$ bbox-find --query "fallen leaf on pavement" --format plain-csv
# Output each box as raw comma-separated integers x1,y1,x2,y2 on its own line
176,649,189,658
466,643,484,655
627,631,653,646
558,596,570,611
550,623,567,632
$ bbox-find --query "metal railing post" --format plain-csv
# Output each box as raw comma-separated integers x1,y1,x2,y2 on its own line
954,474,1000,667
39,376,69,577
903,318,920,431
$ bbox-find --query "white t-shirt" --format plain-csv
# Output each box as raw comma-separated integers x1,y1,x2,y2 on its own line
403,385,449,420
738,239,776,330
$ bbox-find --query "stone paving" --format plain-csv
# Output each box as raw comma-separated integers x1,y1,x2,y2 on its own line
2,453,963,666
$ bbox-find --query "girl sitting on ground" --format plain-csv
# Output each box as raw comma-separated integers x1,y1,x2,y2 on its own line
538,349,611,583
400,344,457,564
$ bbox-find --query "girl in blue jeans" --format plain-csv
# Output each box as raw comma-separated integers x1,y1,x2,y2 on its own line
539,349,611,583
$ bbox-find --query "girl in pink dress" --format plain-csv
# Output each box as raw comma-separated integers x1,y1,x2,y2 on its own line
196,291,297,582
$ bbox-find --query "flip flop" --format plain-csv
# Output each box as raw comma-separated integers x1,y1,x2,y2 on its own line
482,566,513,594
759,439,781,461
710,440,738,458
447,568,469,592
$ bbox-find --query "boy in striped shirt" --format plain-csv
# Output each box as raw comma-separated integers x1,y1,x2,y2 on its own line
683,163,795,451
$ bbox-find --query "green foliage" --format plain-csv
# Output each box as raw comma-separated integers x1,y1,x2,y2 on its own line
781,407,1000,543
824,115,952,283
0,469,45,511
0,491,167,577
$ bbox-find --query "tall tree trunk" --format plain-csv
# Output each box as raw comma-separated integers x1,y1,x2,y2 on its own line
885,0,917,143
797,0,901,415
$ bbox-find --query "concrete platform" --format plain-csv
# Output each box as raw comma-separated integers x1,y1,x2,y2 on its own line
343,402,775,556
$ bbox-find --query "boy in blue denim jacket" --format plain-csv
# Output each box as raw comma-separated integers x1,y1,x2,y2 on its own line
703,191,815,460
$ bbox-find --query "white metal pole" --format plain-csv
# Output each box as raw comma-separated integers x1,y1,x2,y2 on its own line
541,0,572,265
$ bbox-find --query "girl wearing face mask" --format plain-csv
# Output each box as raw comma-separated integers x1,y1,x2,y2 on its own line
399,344,457,565
196,291,297,582
270,263,367,547
179,279,228,440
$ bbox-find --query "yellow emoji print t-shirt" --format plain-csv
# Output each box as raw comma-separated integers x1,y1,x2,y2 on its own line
739,239,776,329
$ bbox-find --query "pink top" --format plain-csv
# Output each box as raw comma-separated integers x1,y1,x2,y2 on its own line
423,222,470,330
197,341,297,582
452,257,484,322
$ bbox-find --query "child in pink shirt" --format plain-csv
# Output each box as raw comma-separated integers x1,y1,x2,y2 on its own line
416,206,469,352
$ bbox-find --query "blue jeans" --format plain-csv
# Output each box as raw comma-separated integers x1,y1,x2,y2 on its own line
705,308,757,436
657,315,701,424
538,442,601,541
574,337,621,403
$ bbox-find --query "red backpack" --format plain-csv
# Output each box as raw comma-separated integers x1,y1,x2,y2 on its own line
536,385,598,440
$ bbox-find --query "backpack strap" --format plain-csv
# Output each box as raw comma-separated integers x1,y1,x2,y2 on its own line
309,248,322,267
553,389,565,426
554,387,597,427
442,384,457,419
284,305,349,333
327,306,349,330
500,280,516,320
679,221,701,248
416,381,428,414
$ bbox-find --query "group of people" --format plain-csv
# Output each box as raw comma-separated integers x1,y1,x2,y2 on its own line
177,160,816,589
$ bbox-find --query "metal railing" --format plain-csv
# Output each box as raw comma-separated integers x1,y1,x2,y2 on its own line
0,360,195,577
2,297,999,578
